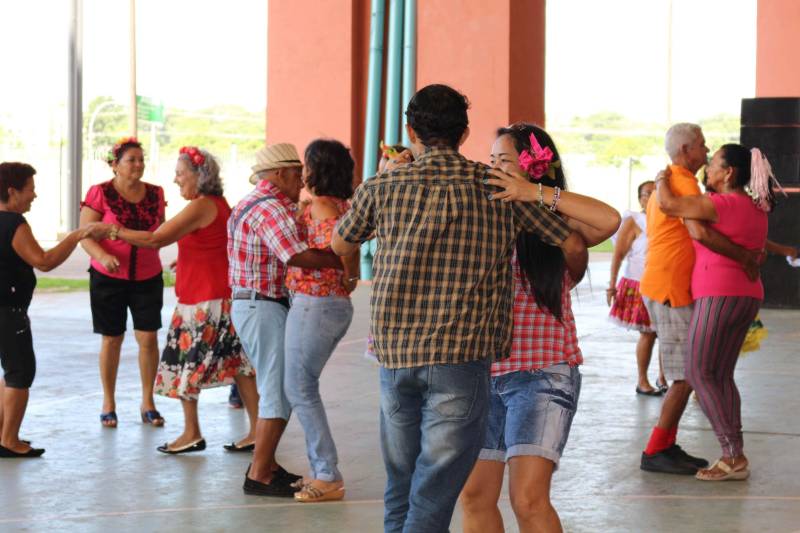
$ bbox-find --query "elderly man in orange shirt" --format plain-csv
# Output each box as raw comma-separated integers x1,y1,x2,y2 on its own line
639,123,758,475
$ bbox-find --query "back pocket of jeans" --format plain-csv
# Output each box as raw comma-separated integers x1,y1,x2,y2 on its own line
429,364,482,421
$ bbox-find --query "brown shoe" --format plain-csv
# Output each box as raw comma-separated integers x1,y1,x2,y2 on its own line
294,481,345,503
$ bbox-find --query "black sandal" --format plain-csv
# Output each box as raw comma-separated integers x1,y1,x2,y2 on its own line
100,411,118,428
0,444,45,458
223,442,255,452
141,410,165,426
157,438,206,455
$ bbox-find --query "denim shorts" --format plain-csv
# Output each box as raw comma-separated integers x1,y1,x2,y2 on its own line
479,363,581,468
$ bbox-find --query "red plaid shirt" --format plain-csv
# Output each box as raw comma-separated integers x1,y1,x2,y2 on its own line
492,253,583,377
227,181,308,298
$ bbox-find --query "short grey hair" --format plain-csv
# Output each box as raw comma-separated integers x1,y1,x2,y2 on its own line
664,123,702,160
179,149,223,196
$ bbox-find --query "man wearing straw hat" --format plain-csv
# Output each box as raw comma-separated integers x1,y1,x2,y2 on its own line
228,143,344,497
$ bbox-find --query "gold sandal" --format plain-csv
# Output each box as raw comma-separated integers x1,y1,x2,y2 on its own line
294,482,345,503
696,459,749,481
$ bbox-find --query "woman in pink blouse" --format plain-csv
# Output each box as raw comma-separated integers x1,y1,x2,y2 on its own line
657,144,776,482
80,137,166,428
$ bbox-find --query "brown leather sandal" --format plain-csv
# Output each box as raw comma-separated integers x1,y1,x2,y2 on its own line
294,482,345,503
695,459,749,481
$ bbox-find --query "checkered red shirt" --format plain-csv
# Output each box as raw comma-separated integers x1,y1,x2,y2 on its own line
227,180,308,298
492,253,583,377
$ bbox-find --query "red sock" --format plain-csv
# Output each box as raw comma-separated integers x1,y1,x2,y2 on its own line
667,426,678,447
644,426,671,455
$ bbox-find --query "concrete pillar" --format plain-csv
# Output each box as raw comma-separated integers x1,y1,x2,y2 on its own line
756,0,800,96
266,0,370,178
416,0,546,162
266,0,547,171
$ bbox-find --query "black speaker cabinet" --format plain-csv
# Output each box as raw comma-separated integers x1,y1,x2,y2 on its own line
741,97,800,308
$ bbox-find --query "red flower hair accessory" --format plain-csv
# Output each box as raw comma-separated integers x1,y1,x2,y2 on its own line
179,146,205,168
518,132,554,180
106,136,140,163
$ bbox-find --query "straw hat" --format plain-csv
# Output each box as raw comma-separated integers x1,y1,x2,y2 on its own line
249,143,302,184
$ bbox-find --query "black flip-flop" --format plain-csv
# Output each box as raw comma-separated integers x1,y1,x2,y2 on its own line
157,438,206,455
636,386,663,396
0,444,45,458
223,442,255,452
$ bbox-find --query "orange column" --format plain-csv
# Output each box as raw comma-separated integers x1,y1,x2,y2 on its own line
266,0,546,169
266,0,370,177
756,0,800,96
416,0,546,162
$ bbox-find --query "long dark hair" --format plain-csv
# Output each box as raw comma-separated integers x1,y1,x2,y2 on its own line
496,122,567,320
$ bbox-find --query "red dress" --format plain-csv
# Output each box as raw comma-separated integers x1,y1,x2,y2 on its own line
155,195,254,400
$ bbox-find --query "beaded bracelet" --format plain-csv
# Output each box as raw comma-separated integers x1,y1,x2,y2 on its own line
549,186,561,212
537,182,544,208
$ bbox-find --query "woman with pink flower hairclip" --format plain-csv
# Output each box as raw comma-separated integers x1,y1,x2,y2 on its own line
460,123,620,533
104,147,259,455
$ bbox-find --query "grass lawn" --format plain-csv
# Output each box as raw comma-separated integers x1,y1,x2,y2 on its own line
590,239,614,253
37,271,176,292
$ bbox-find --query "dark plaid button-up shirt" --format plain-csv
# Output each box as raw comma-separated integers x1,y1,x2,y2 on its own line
336,147,571,369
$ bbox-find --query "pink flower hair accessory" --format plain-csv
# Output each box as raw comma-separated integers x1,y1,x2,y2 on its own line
179,146,206,168
518,132,554,180
748,148,786,212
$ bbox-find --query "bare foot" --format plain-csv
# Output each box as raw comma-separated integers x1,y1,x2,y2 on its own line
1,439,32,454
235,435,255,448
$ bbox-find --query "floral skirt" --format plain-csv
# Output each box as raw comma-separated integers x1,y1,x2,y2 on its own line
608,277,653,333
155,298,254,401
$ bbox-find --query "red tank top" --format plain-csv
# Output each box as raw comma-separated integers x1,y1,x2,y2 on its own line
175,195,232,304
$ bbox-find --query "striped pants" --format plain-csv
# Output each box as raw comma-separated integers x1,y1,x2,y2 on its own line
686,296,760,458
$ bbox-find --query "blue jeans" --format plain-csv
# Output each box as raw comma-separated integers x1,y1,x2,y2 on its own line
230,298,291,420
284,294,354,482
380,358,490,533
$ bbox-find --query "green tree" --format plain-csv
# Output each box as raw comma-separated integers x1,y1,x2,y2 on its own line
555,112,663,167
84,96,128,159
698,113,740,150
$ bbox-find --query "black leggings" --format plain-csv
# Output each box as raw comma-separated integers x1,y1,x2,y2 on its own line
0,307,36,389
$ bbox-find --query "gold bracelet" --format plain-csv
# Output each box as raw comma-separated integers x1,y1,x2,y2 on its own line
109,225,120,240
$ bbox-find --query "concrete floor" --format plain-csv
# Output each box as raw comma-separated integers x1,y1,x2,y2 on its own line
2,259,799,532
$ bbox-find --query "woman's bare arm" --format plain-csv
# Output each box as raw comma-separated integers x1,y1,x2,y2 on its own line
485,168,621,246
116,197,216,249
607,217,639,306
12,223,106,272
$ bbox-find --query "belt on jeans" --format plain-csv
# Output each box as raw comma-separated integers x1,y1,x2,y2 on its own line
232,290,290,308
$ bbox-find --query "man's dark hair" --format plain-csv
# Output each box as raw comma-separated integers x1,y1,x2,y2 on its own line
405,84,469,149
0,162,36,203
304,139,355,200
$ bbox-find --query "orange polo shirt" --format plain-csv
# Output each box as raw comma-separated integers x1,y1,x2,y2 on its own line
639,164,701,308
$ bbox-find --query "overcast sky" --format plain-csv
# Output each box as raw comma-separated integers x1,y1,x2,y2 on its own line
0,0,755,126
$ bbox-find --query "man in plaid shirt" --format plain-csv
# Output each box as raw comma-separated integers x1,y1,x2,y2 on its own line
333,85,582,532
228,143,344,497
